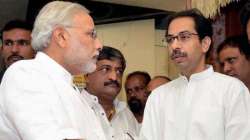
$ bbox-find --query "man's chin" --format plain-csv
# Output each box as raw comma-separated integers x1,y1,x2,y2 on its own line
6,60,20,67
81,63,96,74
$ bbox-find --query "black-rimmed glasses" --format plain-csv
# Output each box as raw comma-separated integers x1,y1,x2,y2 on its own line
165,31,198,45
64,26,97,39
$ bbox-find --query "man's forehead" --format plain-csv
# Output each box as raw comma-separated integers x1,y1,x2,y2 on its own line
219,48,242,59
168,17,195,34
3,28,31,34
128,75,146,84
2,29,31,39
97,59,122,67
221,46,241,54
73,12,94,29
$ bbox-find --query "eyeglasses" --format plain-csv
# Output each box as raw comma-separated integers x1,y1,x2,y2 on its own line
90,29,97,39
64,25,97,39
165,31,198,45
3,39,31,47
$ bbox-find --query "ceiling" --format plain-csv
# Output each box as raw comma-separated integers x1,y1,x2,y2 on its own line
0,0,186,29
93,0,186,12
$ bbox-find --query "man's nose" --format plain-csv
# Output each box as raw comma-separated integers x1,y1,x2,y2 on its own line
169,38,182,50
108,70,118,81
11,44,20,53
130,91,137,97
223,62,232,74
95,38,102,51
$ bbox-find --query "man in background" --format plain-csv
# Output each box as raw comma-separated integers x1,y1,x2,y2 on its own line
125,71,151,123
147,75,171,92
0,20,35,82
217,35,250,89
0,1,106,140
85,46,139,140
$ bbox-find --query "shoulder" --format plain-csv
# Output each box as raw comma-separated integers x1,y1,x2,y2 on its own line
211,72,246,88
149,77,182,99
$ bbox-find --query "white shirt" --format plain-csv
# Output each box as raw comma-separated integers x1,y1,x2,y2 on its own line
0,52,107,140
83,91,140,140
140,66,250,140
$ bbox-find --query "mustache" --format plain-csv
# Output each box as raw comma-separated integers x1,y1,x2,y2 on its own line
171,49,187,59
104,80,120,87
7,54,24,61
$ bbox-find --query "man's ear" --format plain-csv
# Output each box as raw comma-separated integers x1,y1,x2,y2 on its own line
201,36,211,53
52,27,68,48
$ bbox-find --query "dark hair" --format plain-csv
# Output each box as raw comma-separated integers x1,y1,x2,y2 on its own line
98,46,126,71
165,8,213,58
166,8,213,40
217,35,250,60
240,1,250,33
1,19,33,40
126,71,151,85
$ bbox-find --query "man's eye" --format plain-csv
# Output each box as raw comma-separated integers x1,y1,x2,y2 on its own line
100,67,110,73
165,36,174,44
228,58,236,64
116,69,123,75
179,34,190,40
127,90,132,94
4,41,13,46
18,40,30,46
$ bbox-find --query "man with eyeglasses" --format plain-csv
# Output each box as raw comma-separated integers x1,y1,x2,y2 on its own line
146,75,171,93
0,1,106,140
0,20,35,82
125,71,151,124
140,9,250,140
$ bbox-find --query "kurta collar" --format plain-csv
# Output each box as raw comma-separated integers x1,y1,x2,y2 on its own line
83,90,126,113
180,65,214,81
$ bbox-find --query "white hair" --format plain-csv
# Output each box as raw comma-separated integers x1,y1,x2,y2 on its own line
31,1,89,51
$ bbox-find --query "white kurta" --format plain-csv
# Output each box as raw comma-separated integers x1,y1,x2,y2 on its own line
0,52,107,140
83,91,140,140
140,66,250,140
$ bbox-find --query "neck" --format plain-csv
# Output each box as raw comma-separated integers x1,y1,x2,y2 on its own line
243,77,250,90
181,61,206,80
98,98,115,121
134,113,143,123
133,108,144,123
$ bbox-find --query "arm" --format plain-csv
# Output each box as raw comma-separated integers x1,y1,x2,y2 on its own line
139,92,161,140
224,81,250,140
1,65,81,140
